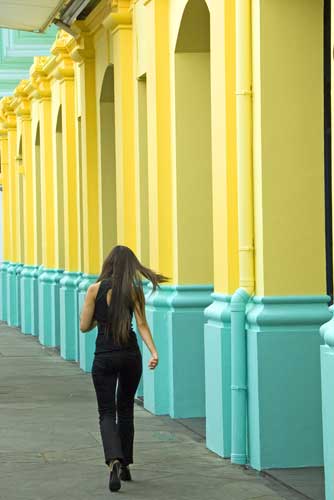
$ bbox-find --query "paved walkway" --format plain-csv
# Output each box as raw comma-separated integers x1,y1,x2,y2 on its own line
0,323,307,500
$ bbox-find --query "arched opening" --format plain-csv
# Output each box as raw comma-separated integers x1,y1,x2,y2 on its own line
56,108,65,269
174,0,213,284
34,127,42,264
99,65,117,260
137,75,149,266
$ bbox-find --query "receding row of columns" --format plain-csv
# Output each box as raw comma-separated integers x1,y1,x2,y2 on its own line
0,0,332,492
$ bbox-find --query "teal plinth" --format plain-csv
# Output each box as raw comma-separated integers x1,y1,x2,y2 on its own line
0,260,9,321
38,268,62,347
7,263,18,327
30,265,42,337
50,269,63,347
168,285,213,418
15,263,23,327
20,265,36,334
204,293,232,457
320,306,334,500
60,271,82,361
78,274,98,372
144,285,174,415
247,295,331,470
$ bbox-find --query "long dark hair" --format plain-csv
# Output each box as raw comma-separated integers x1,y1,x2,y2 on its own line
97,245,168,345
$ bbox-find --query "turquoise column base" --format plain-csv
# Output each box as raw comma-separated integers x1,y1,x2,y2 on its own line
31,265,43,337
168,285,213,418
38,268,63,347
247,295,331,470
15,263,23,327
78,274,98,372
320,306,334,500
7,263,19,327
204,293,232,457
20,265,36,334
0,260,9,321
60,271,82,361
144,285,174,415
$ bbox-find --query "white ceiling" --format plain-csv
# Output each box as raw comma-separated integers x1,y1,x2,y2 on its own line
0,0,67,32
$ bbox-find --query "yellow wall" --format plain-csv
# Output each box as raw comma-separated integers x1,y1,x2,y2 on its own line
0,0,327,299
252,0,325,295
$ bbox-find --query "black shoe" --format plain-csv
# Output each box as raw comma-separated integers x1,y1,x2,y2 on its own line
120,465,132,481
109,460,121,492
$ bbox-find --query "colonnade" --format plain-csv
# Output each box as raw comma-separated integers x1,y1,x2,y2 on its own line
0,1,332,497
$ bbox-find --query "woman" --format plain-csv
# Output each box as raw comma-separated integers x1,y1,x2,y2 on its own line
80,245,168,492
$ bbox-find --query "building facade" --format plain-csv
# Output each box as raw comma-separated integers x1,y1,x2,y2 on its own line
0,0,333,498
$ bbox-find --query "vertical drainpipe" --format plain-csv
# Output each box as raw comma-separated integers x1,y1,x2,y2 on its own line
231,0,255,465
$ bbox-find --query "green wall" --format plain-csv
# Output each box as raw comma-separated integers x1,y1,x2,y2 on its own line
0,26,57,97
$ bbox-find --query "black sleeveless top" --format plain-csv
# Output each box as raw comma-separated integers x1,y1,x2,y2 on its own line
93,279,139,355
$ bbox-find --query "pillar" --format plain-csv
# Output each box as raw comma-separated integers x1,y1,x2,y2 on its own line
13,82,36,335
133,0,174,416
203,0,238,456
52,33,81,361
29,57,61,346
69,28,101,371
0,109,10,322
3,99,20,327
248,0,329,469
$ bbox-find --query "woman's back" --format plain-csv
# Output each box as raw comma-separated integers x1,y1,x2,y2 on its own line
93,279,139,354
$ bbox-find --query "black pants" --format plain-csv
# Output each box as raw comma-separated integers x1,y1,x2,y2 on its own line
91,350,142,466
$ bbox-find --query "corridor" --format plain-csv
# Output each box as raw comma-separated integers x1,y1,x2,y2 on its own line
0,323,304,500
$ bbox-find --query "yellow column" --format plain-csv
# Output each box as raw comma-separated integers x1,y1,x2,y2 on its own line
51,34,80,272
143,0,173,278
0,108,10,262
30,57,56,269
3,100,18,263
103,6,137,250
211,0,239,294
13,82,34,266
69,29,100,274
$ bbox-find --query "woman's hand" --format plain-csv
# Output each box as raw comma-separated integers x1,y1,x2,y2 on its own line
148,353,159,370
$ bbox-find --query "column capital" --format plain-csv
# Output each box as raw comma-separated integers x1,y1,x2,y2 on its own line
50,30,75,80
29,57,52,99
0,97,16,130
12,80,32,118
67,27,95,64
103,0,132,33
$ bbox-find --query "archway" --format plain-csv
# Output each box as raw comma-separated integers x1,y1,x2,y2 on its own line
99,65,117,260
174,0,213,284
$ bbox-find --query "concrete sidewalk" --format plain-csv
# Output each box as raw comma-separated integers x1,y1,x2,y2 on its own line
0,323,307,500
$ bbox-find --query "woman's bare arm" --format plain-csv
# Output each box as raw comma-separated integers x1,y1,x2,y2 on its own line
80,283,99,332
133,300,158,369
